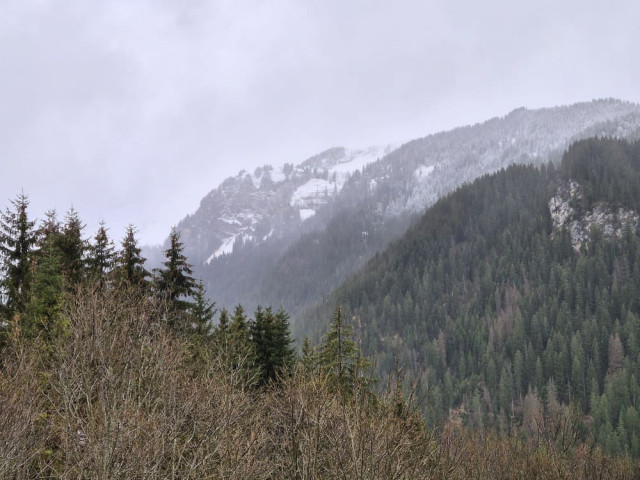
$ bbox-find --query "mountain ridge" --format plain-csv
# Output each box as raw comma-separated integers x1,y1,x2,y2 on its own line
148,98,640,321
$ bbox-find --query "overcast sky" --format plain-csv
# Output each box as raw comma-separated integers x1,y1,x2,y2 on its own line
1,0,639,245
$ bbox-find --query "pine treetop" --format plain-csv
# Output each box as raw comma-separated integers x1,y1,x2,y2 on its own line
153,228,197,312
0,193,38,314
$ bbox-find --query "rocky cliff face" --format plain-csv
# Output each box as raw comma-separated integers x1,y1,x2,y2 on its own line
174,144,398,266
549,179,640,248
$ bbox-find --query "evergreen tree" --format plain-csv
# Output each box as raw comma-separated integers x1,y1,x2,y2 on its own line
25,235,65,341
317,305,370,395
153,228,197,317
214,304,259,386
86,222,115,280
300,336,315,375
498,362,514,419
212,307,230,342
608,333,626,375
37,209,60,246
231,304,250,346
249,306,295,385
272,309,296,374
57,208,86,286
0,193,37,317
189,280,216,337
115,225,149,288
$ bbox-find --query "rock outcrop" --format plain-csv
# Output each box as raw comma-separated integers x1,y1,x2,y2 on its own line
549,180,639,248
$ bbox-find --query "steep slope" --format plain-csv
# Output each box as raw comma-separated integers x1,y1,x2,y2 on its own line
165,99,640,319
301,137,640,455
175,144,398,266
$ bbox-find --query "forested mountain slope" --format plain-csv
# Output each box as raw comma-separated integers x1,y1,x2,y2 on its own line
160,100,640,320
302,137,640,455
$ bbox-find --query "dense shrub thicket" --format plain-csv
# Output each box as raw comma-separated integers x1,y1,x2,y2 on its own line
1,283,638,478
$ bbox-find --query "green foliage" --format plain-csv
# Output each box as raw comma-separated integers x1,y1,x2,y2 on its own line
153,228,197,325
0,202,223,355
561,137,640,210
5,283,637,478
316,305,371,395
230,304,250,345
0,193,37,318
24,235,66,341
7,135,640,464
86,222,115,280
190,280,216,337
249,306,295,385
115,225,149,287
56,208,86,287
302,138,640,454
209,303,297,387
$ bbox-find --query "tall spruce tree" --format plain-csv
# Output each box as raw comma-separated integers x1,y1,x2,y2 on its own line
271,308,296,377
317,305,370,395
115,225,149,288
229,304,253,362
0,193,37,317
231,304,249,344
213,305,258,383
213,308,230,343
25,234,65,340
58,208,86,286
37,209,60,246
249,306,295,385
153,229,197,318
86,222,115,280
190,280,216,337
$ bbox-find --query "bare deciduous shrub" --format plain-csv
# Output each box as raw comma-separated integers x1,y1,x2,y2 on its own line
0,343,51,477
266,369,449,480
47,284,273,479
1,283,639,479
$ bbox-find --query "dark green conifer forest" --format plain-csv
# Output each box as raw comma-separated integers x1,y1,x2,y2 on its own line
304,137,640,456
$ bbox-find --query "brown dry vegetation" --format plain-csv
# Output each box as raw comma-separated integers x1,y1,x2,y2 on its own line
1,285,639,479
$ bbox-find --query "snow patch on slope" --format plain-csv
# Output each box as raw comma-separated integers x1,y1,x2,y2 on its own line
269,167,286,183
206,235,236,264
299,208,316,221
290,178,332,207
290,143,401,209
329,144,399,189
415,164,435,178
263,228,274,241
220,216,241,225
330,145,395,174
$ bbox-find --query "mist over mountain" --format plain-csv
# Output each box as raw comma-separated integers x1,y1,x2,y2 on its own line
150,99,640,321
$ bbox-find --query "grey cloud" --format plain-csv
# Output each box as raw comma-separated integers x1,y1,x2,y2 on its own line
1,0,639,244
